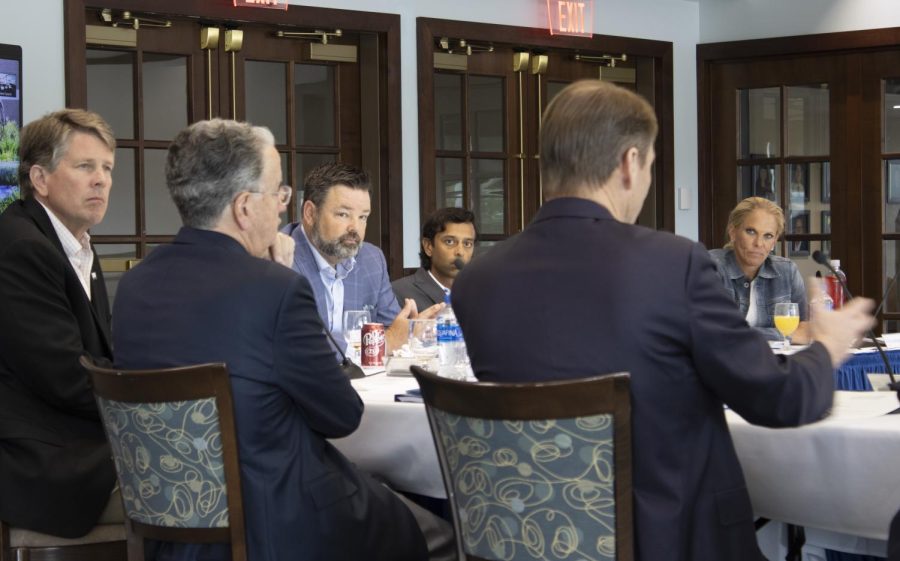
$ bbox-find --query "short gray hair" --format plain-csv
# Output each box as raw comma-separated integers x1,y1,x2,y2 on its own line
165,119,275,229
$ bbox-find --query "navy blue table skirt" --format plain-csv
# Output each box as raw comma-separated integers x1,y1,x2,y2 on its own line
834,349,900,391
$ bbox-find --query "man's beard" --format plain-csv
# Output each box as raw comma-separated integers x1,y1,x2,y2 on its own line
310,220,361,261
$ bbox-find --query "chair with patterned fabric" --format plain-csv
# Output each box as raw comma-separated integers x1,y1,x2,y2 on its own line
411,366,633,561
80,357,246,561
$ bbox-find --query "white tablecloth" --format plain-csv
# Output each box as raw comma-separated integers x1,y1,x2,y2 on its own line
331,374,445,497
331,375,900,548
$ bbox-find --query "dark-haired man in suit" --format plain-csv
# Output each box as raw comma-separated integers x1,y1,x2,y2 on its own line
0,109,118,537
452,79,875,561
393,207,476,310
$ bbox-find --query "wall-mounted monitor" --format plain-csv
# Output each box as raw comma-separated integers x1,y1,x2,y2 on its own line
0,43,22,215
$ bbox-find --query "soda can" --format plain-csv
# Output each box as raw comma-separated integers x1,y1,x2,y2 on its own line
361,322,386,366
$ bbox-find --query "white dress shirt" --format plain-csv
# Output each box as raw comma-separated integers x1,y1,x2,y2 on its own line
38,201,94,301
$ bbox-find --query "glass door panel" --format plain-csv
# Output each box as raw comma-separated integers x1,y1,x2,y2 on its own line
92,148,136,235
245,61,288,144
786,85,829,157
86,49,135,139
738,87,781,159
294,64,335,147
736,82,831,270
436,157,464,208
435,73,463,152
143,148,182,235
142,53,189,141
884,80,900,153
470,158,505,235
737,164,780,202
468,76,503,153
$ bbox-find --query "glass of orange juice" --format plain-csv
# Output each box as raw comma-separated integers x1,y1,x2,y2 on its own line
773,302,800,350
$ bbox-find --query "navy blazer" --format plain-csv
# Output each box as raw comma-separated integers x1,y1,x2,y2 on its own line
452,197,834,561
0,197,115,537
112,227,426,561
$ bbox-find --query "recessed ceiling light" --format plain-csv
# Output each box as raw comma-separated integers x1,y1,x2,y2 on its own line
895,104,900,110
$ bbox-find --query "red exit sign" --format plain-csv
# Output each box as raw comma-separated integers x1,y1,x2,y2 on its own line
545,0,594,37
234,0,287,9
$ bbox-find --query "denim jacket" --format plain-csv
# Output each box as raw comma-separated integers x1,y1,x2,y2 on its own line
708,248,808,341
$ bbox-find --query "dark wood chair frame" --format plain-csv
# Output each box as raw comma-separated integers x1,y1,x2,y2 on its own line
80,357,247,561
0,519,125,561
411,366,634,561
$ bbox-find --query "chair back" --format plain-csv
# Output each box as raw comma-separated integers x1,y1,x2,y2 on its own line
411,366,633,561
81,357,246,561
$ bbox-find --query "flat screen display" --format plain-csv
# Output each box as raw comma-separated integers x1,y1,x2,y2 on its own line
0,43,22,215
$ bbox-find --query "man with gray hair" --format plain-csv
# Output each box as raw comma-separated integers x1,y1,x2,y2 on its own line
112,119,450,561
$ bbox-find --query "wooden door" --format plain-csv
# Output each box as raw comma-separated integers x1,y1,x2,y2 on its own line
706,54,848,282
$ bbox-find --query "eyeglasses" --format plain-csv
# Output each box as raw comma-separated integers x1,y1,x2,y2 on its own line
248,184,292,205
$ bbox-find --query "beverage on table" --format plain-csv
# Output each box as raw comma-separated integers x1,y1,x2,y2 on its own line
342,309,371,363
773,302,800,350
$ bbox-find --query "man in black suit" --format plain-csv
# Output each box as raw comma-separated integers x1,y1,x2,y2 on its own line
452,80,875,561
392,207,476,310
112,119,452,561
0,109,117,537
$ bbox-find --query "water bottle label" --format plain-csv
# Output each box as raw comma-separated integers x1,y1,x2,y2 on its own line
437,323,462,342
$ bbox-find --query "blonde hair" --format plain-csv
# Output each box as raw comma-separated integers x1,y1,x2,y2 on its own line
724,196,785,249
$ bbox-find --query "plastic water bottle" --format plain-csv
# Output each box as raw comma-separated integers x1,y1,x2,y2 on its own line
436,293,468,380
825,259,847,309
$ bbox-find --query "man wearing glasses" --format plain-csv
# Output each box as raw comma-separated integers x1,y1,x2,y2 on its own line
112,120,451,561
392,207,476,311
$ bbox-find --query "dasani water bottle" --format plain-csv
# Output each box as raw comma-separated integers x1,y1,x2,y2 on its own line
436,293,469,380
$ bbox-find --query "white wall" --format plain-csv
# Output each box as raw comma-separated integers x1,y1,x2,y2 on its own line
0,0,65,123
1,0,699,265
700,0,900,42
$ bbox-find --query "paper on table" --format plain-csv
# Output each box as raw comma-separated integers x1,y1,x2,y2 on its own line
826,391,899,420
362,365,386,376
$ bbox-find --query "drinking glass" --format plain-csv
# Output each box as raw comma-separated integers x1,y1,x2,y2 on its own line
408,319,438,368
773,302,800,350
342,310,371,363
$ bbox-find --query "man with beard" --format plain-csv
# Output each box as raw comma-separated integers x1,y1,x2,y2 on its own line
284,162,440,353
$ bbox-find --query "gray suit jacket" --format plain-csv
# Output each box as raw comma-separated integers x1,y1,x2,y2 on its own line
392,268,446,312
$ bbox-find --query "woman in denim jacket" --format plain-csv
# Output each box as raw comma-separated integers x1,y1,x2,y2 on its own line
709,197,809,343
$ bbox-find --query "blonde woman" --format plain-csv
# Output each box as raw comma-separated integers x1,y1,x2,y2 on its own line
709,197,810,343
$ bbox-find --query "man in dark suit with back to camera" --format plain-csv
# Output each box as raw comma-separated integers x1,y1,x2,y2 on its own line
392,207,476,310
452,80,875,560
0,109,119,537
112,119,452,561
